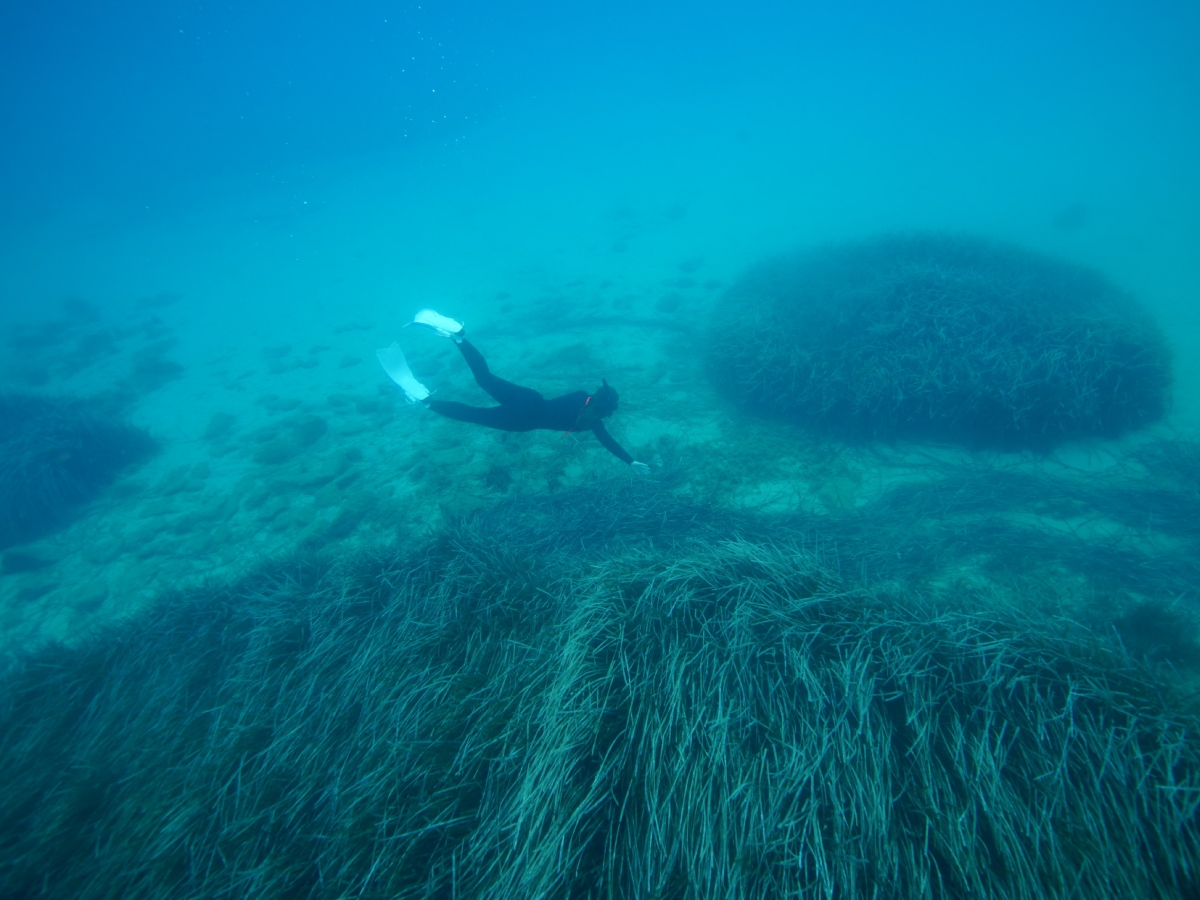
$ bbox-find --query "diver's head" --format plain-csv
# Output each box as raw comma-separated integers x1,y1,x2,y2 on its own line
575,379,619,427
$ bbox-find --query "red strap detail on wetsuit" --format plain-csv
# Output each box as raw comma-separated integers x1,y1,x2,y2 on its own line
562,395,592,437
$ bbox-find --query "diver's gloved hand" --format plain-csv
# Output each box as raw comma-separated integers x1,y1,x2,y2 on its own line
631,461,651,475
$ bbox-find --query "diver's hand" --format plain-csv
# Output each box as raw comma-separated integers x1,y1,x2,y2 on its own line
631,461,651,475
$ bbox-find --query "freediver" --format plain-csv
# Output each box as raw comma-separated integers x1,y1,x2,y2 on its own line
377,309,650,473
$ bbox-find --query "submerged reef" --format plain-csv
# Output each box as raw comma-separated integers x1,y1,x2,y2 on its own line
1,477,1198,898
709,234,1172,448
0,393,156,549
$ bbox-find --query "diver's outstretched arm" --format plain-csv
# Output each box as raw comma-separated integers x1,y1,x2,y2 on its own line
592,421,634,465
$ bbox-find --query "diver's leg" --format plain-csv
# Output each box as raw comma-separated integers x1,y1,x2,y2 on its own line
456,340,543,410
427,400,524,430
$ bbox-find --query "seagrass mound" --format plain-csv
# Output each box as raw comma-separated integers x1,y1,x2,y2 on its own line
0,393,156,549
1,500,1198,898
709,234,1173,448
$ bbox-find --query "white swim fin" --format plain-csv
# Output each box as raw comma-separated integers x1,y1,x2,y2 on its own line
407,308,465,342
376,342,430,404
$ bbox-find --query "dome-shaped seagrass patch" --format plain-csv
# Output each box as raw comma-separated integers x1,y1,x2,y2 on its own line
709,234,1172,448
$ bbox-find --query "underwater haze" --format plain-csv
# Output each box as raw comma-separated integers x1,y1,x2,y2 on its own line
3,1,1200,897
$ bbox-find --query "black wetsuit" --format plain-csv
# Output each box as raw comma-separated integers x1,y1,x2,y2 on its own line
428,340,634,464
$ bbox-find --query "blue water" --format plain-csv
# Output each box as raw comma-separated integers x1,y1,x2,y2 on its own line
3,2,1197,378
2,2,1199,616
2,0,1199,647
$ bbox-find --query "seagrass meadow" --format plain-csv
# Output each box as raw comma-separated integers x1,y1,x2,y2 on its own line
0,393,156,551
709,234,1174,449
3,463,1200,898
2,238,1199,897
